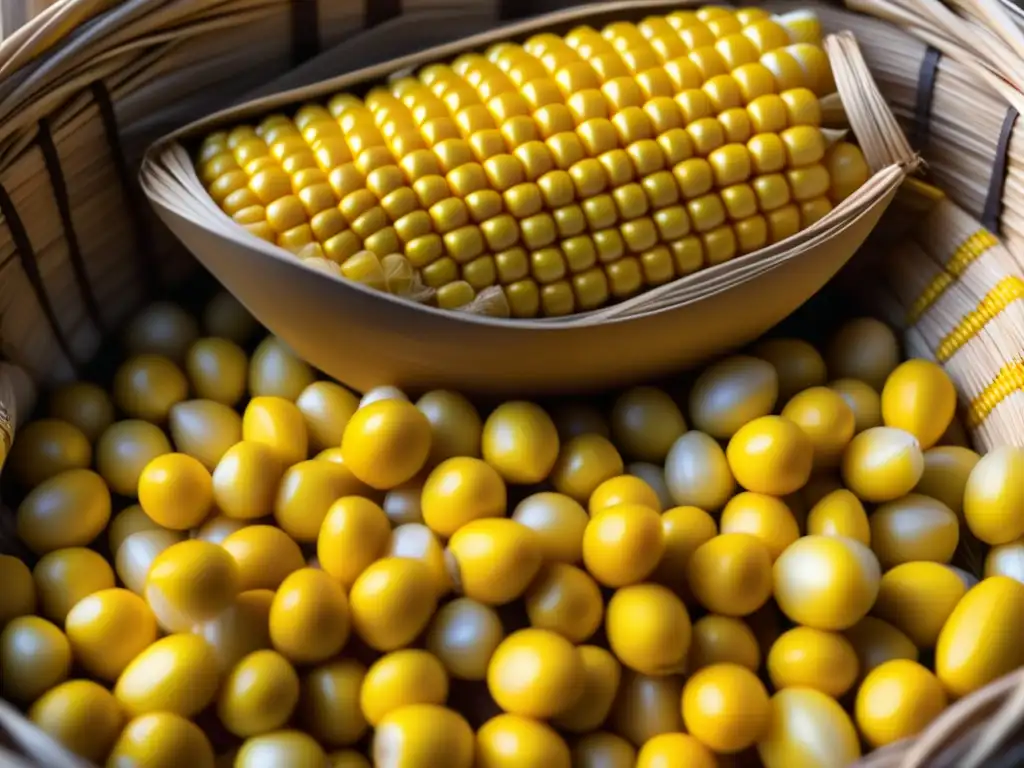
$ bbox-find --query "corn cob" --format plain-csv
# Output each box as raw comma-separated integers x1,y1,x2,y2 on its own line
197,6,870,319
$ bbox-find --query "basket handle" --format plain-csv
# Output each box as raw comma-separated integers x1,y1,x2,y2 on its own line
826,31,921,174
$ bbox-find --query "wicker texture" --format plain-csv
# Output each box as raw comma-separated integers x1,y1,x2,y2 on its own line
0,0,1023,765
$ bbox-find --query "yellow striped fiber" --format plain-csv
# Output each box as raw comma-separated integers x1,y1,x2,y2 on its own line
936,276,1024,362
967,356,1024,428
907,229,999,324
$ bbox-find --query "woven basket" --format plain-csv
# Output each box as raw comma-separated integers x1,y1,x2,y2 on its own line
1,0,1024,765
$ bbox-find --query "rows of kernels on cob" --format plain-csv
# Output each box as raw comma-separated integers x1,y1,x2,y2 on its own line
197,7,870,319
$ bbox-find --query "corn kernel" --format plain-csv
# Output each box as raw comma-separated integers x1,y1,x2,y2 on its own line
243,221,272,243
748,133,787,174
568,90,610,125
327,164,365,200
590,53,631,83
654,205,692,240
340,189,377,224
599,149,635,188
233,205,265,225
423,255,459,287
688,193,726,232
521,213,557,249
201,154,239,186
266,195,307,233
506,279,541,317
538,170,576,208
364,162,403,197
577,119,619,157
643,98,684,135
673,157,714,199
679,24,717,51
708,144,752,187
234,139,270,168
298,184,337,217
443,86,482,115
762,50,807,93
270,135,307,161
752,173,792,211
433,138,475,174
414,175,451,209
501,115,541,150
469,129,507,162
562,235,598,272
593,229,626,263
767,204,801,242
496,247,530,283
465,189,504,222
381,188,418,221
639,171,680,210
744,19,792,54
292,168,328,194
721,183,758,220
278,223,315,251
607,256,643,298
351,206,388,240
572,267,610,309
602,77,645,113
659,128,695,166
664,57,704,91
800,196,833,227
547,132,587,170
687,117,726,156
626,139,665,177
309,208,346,243
613,183,650,220
541,48,581,75
780,88,822,127
781,125,826,168
223,187,260,216
717,108,753,144
421,117,461,145
406,233,444,267
641,245,676,285
622,47,661,76
556,62,602,96
689,47,728,81
702,224,738,265
506,59,549,89
247,168,291,204
706,15,742,38
437,280,476,309
649,34,689,63
670,235,704,274
530,247,568,284
391,211,429,243
554,205,586,237
622,217,659,253
521,79,563,110
735,8,771,25
569,159,607,198
324,230,362,263
484,154,527,191
481,214,521,252
244,156,278,177
489,92,533,124
541,281,576,316
514,141,556,181
477,73,516,102
787,164,830,201
428,197,469,233
463,255,498,289
448,163,489,197
735,214,769,253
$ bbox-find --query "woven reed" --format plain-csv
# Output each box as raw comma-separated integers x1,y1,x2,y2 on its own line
0,0,1023,765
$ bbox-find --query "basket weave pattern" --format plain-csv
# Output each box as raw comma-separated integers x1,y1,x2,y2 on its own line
0,0,1023,765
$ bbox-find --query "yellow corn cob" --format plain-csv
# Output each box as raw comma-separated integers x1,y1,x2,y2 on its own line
197,6,868,318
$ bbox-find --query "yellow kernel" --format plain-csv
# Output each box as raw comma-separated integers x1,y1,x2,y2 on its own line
567,90,610,125
422,256,459,287
781,126,827,167
400,149,443,183
602,77,645,113
673,158,714,199
715,179,758,225
506,279,541,317
443,225,485,264
599,149,635,188
736,214,769,253
483,154,526,191
593,229,625,263
405,234,445,268
554,205,586,237
641,245,676,285
767,204,801,242
447,164,488,198
654,205,692,240
436,281,476,310
496,247,530,283
787,164,831,201
719,108,754,144
538,170,577,208
658,129,695,166
664,57,704,91
572,268,611,310
800,197,833,227
521,213,557,250
488,91,532,124
278,223,314,251
670,235,704,274
541,281,576,316
481,214,521,252
547,132,587,171
381,188,418,222
466,189,504,222
753,173,792,211
327,164,365,200
463,255,498,290
688,193,727,232
687,118,726,156
233,205,266,226
703,224,738,265
621,217,658,253
324,230,362,262
562,235,598,272
607,256,643,298
420,117,461,145
500,115,541,151
340,250,386,290
761,50,806,92
781,88,822,127
414,175,451,209
266,195,307,233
